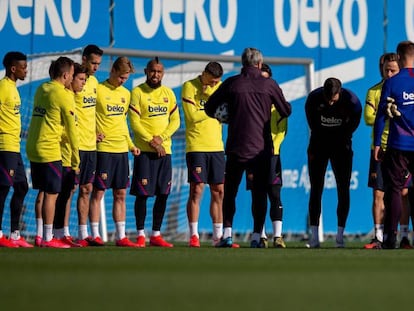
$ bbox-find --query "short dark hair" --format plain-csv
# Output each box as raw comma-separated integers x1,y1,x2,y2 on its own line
82,44,103,57
323,77,342,99
49,56,74,79
397,40,414,59
204,61,223,78
146,56,161,68
261,63,272,77
3,51,27,68
73,63,88,77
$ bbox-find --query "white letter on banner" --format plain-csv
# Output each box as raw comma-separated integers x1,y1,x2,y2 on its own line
342,0,367,50
274,0,299,47
185,0,213,41
162,0,183,40
134,0,161,39
210,0,237,43
300,0,320,48
406,0,414,40
320,0,345,48
0,0,9,31
10,0,32,35
34,0,65,36
61,0,90,39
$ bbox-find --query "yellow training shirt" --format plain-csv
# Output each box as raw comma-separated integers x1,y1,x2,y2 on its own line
181,77,224,152
364,80,388,149
271,106,287,155
129,83,180,154
0,77,22,152
96,80,134,153
75,75,98,151
26,80,80,170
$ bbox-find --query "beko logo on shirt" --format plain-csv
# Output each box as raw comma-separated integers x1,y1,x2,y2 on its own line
148,105,167,113
107,104,125,113
403,91,414,102
83,96,96,104
33,106,46,116
321,115,342,126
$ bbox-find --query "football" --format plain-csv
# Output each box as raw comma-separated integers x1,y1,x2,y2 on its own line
214,102,229,123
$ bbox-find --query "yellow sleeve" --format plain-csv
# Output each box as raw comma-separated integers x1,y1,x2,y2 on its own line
160,101,180,142
129,86,153,143
271,108,287,155
364,82,382,126
181,79,210,124
61,95,80,170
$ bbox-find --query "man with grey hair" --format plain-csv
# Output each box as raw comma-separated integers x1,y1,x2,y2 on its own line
205,47,291,247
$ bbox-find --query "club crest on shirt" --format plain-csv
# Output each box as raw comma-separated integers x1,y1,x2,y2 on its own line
9,169,14,177
101,173,108,180
141,179,148,186
163,97,168,103
121,97,125,103
195,167,202,174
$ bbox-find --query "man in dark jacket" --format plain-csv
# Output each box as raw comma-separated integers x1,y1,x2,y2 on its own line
305,77,362,248
205,47,291,248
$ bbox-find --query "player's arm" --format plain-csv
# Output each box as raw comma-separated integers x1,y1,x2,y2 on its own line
346,91,362,134
270,81,291,118
204,81,228,118
364,88,377,126
61,96,80,171
374,83,389,152
181,82,210,124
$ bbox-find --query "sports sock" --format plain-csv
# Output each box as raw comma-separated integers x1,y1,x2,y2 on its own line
54,228,64,239
189,222,199,237
10,230,20,240
273,220,282,237
310,225,319,243
36,218,43,237
151,230,161,237
337,226,345,242
115,221,126,240
64,226,70,237
137,229,145,237
90,222,100,238
400,225,409,238
251,232,260,243
0,230,3,238
261,226,267,239
78,225,88,240
212,223,223,240
44,224,53,242
374,224,384,242
223,227,232,239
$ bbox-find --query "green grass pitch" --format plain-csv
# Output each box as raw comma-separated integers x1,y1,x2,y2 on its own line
1,241,413,311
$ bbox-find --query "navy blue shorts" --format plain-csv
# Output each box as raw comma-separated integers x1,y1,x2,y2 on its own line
30,161,62,193
186,151,225,184
0,151,27,186
130,152,172,196
79,150,96,185
246,154,281,190
94,152,130,190
368,150,384,191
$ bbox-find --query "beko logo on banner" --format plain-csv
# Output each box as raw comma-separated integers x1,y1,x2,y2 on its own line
0,0,90,39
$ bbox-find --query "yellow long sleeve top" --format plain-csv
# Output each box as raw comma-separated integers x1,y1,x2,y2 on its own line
26,80,80,170
75,75,98,151
0,77,22,152
181,77,224,152
364,80,388,149
95,80,134,153
129,83,180,154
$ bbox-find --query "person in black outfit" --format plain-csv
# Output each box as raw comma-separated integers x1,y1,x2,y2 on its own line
305,77,362,248
205,47,291,248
